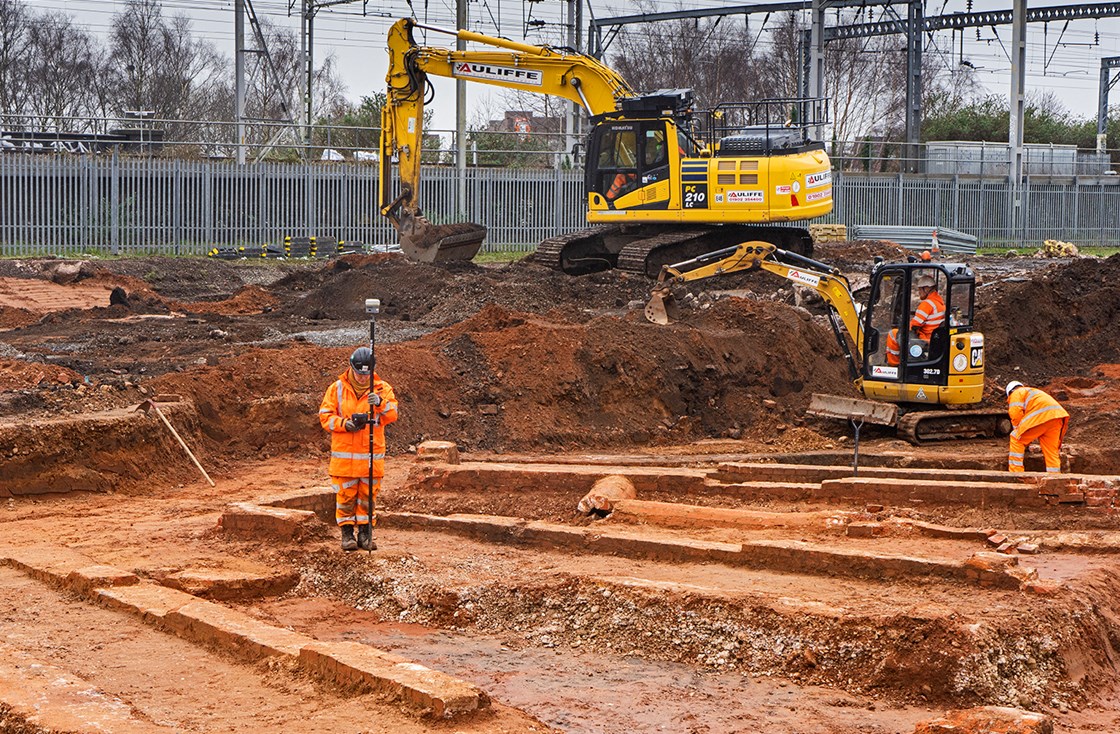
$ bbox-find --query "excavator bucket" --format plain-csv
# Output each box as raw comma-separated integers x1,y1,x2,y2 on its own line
398,215,487,263
644,285,679,324
806,393,898,427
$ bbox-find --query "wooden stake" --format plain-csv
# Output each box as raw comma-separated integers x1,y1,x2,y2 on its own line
137,399,215,487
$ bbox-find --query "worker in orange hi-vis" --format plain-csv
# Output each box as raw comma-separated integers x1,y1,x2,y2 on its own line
1005,381,1070,473
909,274,945,340
885,327,901,366
319,347,398,550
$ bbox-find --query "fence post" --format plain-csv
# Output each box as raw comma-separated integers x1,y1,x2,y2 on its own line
952,175,960,231
110,148,120,256
896,172,904,224
173,159,183,255
1072,179,1080,243
553,165,563,236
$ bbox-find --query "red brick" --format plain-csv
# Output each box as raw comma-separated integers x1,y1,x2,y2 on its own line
1023,580,1062,597
1016,543,1040,554
1057,493,1085,505
1086,496,1113,508
996,542,1016,554
987,534,1008,547
846,522,883,538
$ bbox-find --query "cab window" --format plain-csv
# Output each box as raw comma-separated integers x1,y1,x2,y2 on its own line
949,281,973,328
866,270,905,376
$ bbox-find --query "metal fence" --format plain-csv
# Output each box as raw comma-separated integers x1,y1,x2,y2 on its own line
3,152,1120,257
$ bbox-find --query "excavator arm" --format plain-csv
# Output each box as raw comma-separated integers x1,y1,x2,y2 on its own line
380,18,635,262
646,241,864,376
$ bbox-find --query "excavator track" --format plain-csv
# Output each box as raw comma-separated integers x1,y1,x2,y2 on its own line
616,230,713,277
896,409,1013,444
533,225,622,275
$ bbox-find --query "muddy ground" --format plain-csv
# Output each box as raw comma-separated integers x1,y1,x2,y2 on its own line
3,243,1120,733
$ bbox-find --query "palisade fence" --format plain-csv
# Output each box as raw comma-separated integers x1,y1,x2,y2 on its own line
2,151,1120,257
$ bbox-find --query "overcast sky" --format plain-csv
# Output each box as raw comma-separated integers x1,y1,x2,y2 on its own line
22,0,1120,133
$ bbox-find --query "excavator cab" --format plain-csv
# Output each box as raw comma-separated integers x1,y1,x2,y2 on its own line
860,262,983,406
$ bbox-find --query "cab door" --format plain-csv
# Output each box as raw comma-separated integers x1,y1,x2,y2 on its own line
586,121,673,210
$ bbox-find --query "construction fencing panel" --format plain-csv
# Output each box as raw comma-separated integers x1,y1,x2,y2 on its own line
4,153,1120,256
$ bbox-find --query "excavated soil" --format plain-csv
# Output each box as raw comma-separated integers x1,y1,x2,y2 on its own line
4,242,1120,733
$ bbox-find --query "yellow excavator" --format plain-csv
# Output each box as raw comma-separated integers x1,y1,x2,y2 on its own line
380,18,833,275
646,242,1012,443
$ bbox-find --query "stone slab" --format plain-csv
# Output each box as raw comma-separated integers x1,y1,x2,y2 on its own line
95,583,199,623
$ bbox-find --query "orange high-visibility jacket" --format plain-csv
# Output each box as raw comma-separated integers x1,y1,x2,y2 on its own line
1007,385,1069,440
910,291,945,340
319,370,398,478
885,328,901,366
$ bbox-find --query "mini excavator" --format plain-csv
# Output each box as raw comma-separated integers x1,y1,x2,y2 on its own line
380,18,833,275
645,242,1012,443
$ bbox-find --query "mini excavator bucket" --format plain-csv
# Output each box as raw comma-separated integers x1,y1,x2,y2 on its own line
644,285,680,325
806,393,898,427
398,213,487,263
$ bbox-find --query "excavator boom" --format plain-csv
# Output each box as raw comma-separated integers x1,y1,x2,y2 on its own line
380,18,635,262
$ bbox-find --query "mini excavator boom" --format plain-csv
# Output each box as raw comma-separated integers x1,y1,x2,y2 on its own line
646,242,1012,443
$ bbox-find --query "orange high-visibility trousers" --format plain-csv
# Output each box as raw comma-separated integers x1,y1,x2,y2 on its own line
332,475,382,526
1008,416,1068,473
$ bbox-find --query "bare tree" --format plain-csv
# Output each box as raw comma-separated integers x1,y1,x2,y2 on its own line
25,13,103,128
0,0,32,125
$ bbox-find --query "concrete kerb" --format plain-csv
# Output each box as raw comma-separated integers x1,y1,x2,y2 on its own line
0,548,492,719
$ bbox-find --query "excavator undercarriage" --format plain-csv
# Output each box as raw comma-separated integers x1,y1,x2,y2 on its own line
533,224,814,277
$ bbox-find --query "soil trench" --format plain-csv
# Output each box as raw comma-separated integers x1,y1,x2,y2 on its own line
3,246,1120,732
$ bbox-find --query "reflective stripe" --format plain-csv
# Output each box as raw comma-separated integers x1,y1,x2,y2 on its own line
371,453,385,460
332,451,372,460
1021,404,1063,424
336,380,343,408
1008,460,1024,467
319,408,332,414
1008,401,1025,408
1008,451,1024,458
1046,467,1061,472
341,478,361,488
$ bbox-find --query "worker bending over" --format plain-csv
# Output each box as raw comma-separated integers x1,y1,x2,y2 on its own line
319,347,398,550
1005,380,1069,473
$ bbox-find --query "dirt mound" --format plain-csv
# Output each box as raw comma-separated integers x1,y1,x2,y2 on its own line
0,358,81,391
978,254,1120,382
274,254,650,326
142,296,850,459
814,239,909,271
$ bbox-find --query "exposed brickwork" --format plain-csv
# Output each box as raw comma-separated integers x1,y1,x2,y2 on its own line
219,502,319,540
164,600,311,659
67,565,139,595
817,478,1048,508
912,705,1053,734
299,641,490,718
258,487,336,522
416,440,461,464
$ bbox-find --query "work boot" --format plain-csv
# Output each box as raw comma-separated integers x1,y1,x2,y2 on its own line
356,523,376,551
340,524,358,551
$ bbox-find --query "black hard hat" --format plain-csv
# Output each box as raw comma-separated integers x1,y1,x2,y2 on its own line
349,346,373,375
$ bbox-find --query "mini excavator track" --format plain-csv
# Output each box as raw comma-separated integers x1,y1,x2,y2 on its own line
896,409,1013,444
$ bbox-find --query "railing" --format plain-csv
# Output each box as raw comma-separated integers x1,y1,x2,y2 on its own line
4,114,1120,255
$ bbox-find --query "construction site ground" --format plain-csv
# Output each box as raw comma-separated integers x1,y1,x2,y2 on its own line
2,243,1120,733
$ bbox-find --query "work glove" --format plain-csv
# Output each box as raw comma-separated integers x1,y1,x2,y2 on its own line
349,412,369,430
369,393,382,408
